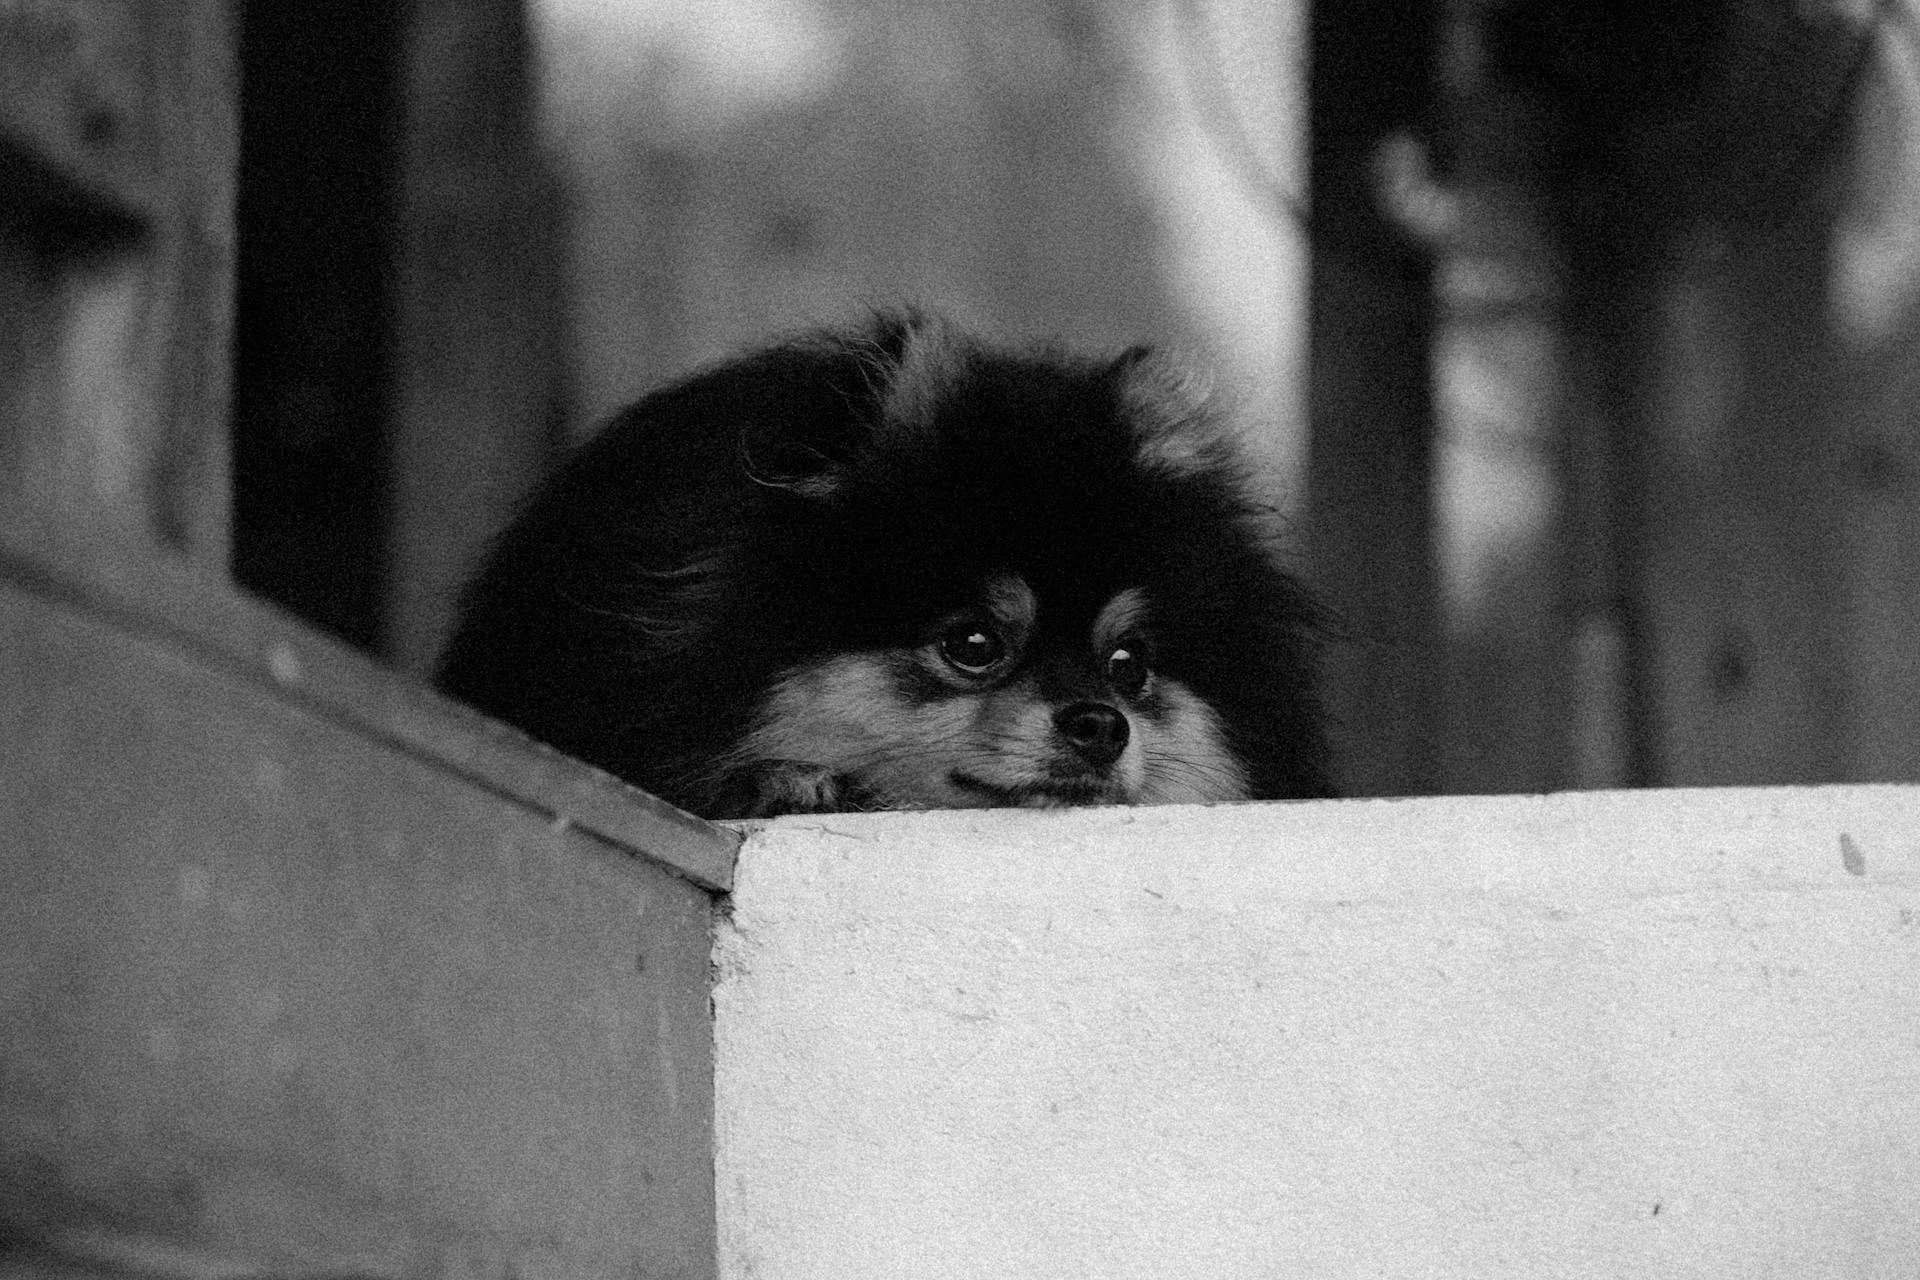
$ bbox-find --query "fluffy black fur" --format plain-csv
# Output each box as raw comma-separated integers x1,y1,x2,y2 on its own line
437,313,1332,816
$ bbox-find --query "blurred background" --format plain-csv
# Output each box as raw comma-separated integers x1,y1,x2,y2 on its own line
230,0,1920,799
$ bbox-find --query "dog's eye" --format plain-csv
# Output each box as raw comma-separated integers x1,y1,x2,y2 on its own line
939,620,1007,674
1106,639,1152,696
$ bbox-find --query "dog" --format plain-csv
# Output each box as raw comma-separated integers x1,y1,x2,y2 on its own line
437,312,1332,817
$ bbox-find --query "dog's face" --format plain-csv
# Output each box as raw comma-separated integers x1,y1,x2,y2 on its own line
684,321,1327,816
734,573,1249,812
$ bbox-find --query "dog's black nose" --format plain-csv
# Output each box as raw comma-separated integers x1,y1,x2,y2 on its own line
1054,701,1129,767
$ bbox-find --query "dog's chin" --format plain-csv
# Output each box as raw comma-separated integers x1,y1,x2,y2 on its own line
943,771,1127,809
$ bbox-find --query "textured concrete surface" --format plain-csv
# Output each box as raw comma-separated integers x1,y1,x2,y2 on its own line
715,787,1920,1279
1,573,719,1275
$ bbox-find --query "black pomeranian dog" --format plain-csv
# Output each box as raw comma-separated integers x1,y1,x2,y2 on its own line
438,312,1332,818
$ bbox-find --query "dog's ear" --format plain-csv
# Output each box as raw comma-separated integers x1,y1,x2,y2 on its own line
737,410,856,501
872,311,971,441
1105,343,1234,481
739,309,950,501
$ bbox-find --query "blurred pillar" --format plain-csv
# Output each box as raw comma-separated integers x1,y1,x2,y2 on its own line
233,0,399,650
1491,0,1859,787
391,0,569,675
1303,0,1442,796
1,0,236,575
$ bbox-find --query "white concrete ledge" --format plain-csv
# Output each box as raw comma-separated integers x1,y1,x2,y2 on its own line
714,786,1920,1279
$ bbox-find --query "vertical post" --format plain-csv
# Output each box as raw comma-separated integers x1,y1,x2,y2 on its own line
1523,0,1858,789
1841,19,1920,781
389,0,568,675
1303,0,1441,796
0,0,236,574
230,0,401,651
1557,250,1665,789
1637,223,1852,785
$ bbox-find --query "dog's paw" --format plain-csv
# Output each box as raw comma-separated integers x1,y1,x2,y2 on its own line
740,761,879,816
